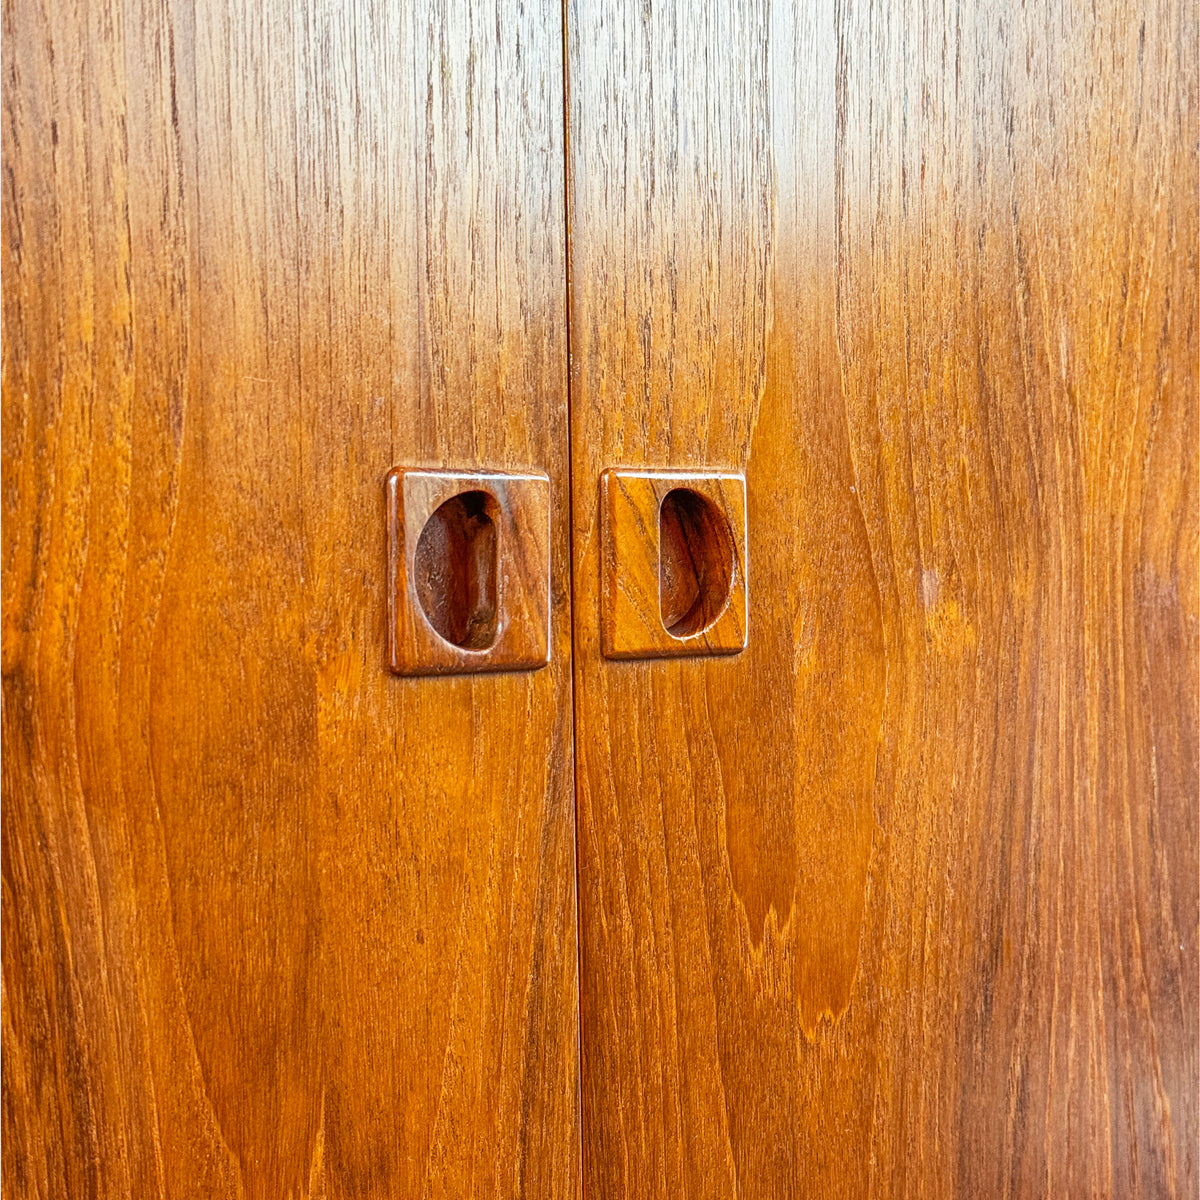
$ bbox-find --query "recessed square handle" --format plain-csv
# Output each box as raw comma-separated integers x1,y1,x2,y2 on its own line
600,468,748,660
387,468,551,675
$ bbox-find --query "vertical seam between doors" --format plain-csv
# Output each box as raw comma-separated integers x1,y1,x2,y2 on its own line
559,2,586,1198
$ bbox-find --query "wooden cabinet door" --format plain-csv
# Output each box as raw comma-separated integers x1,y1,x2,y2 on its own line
1,2,577,1197
566,1,1197,1196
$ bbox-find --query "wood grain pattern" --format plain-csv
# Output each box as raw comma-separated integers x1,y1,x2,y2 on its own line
600,470,747,659
566,0,1198,1196
2,0,577,1196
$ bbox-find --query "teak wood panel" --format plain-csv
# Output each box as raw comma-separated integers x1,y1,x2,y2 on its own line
1,1,577,1197
566,0,1198,1197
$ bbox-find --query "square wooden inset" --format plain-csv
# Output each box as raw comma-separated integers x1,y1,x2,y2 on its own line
600,469,748,660
387,468,551,676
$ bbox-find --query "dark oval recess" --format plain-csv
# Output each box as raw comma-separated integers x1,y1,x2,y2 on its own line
658,487,735,638
414,490,500,650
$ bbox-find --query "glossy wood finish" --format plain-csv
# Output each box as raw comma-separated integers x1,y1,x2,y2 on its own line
1,0,577,1196
388,469,551,674
567,0,1198,1196
600,470,747,659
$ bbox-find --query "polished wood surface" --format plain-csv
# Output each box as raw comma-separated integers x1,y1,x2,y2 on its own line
567,0,1197,1196
1,1,577,1196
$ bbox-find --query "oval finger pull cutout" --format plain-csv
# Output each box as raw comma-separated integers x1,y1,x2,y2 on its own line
387,469,550,676
414,491,500,650
600,468,747,660
658,487,736,637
